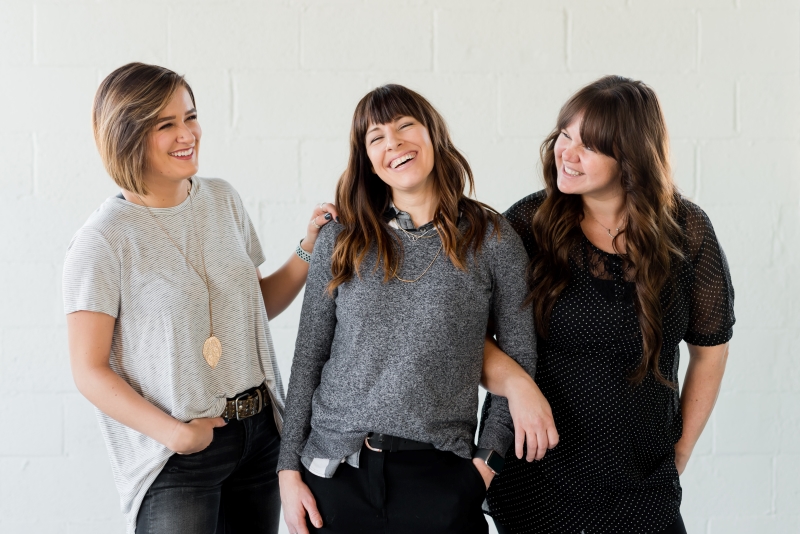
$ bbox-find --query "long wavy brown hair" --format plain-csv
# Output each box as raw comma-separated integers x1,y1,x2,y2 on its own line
329,84,499,291
530,75,684,387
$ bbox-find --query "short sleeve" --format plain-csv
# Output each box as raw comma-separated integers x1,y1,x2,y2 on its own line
228,184,266,268
62,227,121,318
682,202,735,346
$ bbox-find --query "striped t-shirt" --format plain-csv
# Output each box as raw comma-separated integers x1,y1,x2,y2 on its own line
62,177,285,534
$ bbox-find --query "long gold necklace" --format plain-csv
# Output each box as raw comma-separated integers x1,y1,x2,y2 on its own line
587,211,625,239
392,220,442,283
136,180,221,368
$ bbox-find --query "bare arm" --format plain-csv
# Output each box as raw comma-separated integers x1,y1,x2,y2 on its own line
67,311,225,454
674,342,729,475
482,336,559,462
258,203,338,320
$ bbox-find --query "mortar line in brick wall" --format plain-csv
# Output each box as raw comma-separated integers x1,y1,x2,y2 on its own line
695,11,701,74
771,454,777,513
432,9,439,73
565,9,572,71
32,132,39,196
299,5,305,70
734,80,741,134
228,70,236,131
166,5,172,64
32,3,37,65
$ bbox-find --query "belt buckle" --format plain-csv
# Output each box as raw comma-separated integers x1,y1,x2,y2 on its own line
234,392,252,420
364,436,383,452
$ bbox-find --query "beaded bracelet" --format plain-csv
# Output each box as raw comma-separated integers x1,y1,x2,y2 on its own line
295,239,312,263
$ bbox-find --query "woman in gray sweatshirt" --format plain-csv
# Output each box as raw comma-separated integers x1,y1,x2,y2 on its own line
278,84,557,534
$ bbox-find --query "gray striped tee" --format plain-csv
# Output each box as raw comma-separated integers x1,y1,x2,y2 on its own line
62,177,285,534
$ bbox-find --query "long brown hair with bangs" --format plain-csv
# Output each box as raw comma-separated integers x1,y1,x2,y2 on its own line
329,84,499,291
530,75,684,387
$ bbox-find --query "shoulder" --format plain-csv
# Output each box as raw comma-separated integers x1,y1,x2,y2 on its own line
196,176,241,203
483,213,527,261
677,196,719,243
503,190,546,237
314,221,345,256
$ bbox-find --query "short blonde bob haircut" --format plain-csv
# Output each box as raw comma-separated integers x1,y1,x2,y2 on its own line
92,62,195,196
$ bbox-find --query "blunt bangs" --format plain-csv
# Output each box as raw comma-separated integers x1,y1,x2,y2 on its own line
355,84,430,141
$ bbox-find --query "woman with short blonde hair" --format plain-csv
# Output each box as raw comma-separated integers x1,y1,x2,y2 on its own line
64,62,336,534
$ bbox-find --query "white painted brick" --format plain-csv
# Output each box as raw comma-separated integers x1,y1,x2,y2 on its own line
776,455,800,515
498,73,601,138
0,262,58,328
739,74,800,139
720,329,788,393
714,392,780,454
0,327,74,393
699,140,800,205
0,67,97,132
0,0,32,65
779,394,800,454
170,4,298,71
366,72,496,139
680,515,709,534
233,71,368,138
701,205,774,270
700,8,800,74
36,131,111,205
457,137,544,212
731,266,791,330
202,138,300,204
436,8,565,72
0,520,67,534
35,3,167,67
180,68,232,138
0,133,33,198
680,455,772,515
571,8,696,73
671,140,696,197
0,457,120,522
303,6,432,71
648,75,735,139
299,138,347,204
710,515,800,534
66,521,126,534
0,394,62,456
63,393,108,459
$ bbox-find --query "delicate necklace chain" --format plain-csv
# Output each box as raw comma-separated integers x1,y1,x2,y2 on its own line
393,244,443,283
394,221,438,242
391,218,442,283
587,211,625,239
135,181,221,367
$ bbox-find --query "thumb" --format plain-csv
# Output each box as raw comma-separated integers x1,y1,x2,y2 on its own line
210,417,227,428
304,496,323,529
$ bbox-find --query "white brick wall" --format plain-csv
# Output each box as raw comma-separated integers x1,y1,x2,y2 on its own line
0,1,797,532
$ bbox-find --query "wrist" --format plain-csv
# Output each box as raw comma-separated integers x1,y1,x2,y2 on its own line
165,421,188,452
300,237,315,253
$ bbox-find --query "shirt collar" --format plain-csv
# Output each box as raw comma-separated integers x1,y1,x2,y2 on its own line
384,202,437,232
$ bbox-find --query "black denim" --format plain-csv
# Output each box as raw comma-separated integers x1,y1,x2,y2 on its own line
136,407,281,534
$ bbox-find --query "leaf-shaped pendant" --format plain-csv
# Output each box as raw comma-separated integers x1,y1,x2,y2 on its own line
203,336,221,368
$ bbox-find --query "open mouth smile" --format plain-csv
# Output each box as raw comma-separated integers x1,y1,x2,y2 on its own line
389,152,417,170
169,147,194,159
563,164,583,177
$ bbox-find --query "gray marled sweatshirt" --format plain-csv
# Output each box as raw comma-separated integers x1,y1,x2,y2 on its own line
277,215,536,474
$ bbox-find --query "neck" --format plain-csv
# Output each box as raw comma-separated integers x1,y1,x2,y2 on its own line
582,190,626,227
391,185,437,228
123,177,192,208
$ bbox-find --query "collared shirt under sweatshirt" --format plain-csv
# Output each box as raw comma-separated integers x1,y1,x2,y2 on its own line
277,211,536,476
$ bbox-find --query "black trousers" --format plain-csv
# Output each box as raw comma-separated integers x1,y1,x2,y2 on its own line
494,513,687,534
302,446,489,534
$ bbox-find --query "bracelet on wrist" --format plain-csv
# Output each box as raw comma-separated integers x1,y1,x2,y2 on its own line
295,239,312,263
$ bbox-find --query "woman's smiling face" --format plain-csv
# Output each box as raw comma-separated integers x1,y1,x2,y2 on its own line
144,86,201,187
554,113,621,199
365,115,435,196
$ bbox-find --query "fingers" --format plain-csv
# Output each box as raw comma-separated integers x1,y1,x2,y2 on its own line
547,425,560,449
525,431,538,462
304,494,323,529
210,417,227,428
515,426,525,460
534,428,548,461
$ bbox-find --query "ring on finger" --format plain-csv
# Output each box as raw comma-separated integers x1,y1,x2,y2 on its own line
310,217,322,230
319,202,327,210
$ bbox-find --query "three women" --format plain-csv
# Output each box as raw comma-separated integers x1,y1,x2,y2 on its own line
66,64,733,534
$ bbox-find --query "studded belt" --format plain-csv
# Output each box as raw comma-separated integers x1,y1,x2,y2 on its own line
221,383,270,421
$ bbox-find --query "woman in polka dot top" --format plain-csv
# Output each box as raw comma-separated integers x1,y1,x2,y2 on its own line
480,75,735,534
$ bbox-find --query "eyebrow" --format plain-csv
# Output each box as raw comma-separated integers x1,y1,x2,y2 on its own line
366,125,382,136
156,108,197,123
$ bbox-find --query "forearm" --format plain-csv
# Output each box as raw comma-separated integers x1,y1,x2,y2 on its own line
259,249,311,320
481,335,535,396
73,364,180,447
676,343,729,456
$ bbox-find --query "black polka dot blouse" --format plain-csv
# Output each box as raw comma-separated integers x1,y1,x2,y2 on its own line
481,190,735,534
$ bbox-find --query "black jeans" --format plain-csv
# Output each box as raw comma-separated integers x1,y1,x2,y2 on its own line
136,407,281,534
302,445,488,534
493,513,687,534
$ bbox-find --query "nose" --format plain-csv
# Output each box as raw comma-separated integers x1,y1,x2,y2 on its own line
561,144,577,162
176,122,196,144
384,130,402,151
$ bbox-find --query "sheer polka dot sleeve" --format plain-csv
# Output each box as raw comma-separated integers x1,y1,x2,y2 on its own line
681,200,735,346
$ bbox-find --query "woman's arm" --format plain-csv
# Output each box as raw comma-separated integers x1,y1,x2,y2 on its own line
67,311,225,454
258,203,338,320
482,337,559,462
674,342,729,475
